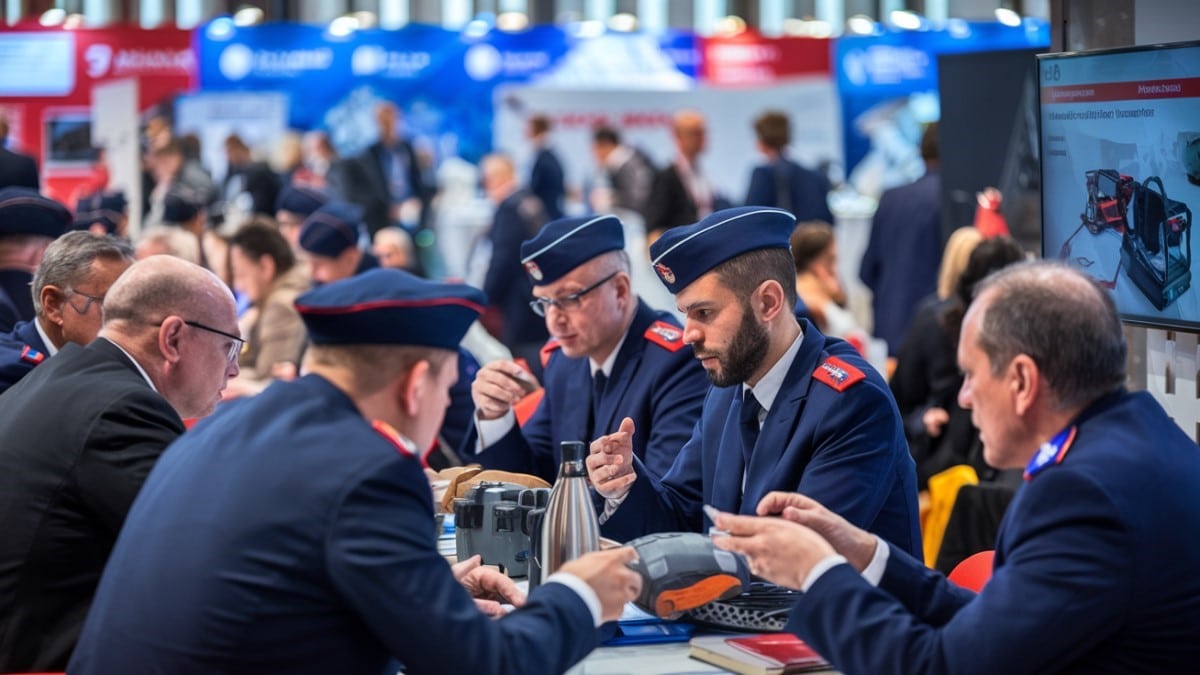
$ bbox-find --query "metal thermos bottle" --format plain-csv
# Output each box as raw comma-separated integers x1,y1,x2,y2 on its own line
533,441,600,587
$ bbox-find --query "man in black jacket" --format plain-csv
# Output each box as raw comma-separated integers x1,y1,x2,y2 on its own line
0,255,241,672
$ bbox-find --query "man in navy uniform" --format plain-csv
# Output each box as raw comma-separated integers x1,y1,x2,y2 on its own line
468,214,708,482
710,262,1200,673
0,231,134,394
71,269,642,675
0,187,70,332
588,206,920,555
274,184,329,258
298,200,379,284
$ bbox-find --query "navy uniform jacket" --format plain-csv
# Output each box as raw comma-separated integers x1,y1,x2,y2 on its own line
0,319,48,394
483,189,549,350
603,321,920,557
745,158,834,225
789,390,1200,674
0,339,183,672
530,147,565,221
70,375,597,675
859,171,944,355
468,300,708,482
0,268,34,332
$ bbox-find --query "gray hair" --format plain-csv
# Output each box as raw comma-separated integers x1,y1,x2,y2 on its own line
136,225,200,265
974,261,1126,410
31,232,134,314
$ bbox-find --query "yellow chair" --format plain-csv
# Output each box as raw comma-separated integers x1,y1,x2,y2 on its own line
922,464,979,567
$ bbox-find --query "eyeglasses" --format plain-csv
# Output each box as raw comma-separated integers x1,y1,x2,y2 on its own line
529,272,618,317
182,320,245,364
65,289,103,315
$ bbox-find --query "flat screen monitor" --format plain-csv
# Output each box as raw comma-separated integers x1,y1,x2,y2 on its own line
1038,40,1200,331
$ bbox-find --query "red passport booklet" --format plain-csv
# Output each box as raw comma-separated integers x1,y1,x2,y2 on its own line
689,633,831,675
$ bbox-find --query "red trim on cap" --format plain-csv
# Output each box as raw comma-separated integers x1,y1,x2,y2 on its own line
296,297,486,315
644,321,685,352
812,356,866,392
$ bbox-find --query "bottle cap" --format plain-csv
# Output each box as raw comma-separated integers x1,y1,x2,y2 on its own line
561,441,587,463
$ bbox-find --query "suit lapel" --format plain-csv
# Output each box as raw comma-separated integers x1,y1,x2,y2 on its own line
742,323,825,507
707,388,748,513
595,302,655,436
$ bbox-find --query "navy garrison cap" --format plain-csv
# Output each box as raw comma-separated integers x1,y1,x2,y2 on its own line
299,201,366,258
72,190,128,234
295,268,485,349
161,188,205,224
519,214,624,285
275,185,329,217
648,206,796,294
0,187,71,238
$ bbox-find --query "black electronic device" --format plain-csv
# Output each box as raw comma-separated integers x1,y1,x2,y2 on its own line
453,482,549,578
624,532,750,619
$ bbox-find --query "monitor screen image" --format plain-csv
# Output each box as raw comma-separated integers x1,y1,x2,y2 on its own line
1039,40,1200,331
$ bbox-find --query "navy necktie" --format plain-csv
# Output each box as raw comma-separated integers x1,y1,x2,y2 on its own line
740,390,762,466
589,372,608,439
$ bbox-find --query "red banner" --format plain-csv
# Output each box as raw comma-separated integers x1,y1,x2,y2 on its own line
700,32,831,86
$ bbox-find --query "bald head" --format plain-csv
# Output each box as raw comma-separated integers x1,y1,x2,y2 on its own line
102,255,232,330
673,110,707,161
971,261,1126,410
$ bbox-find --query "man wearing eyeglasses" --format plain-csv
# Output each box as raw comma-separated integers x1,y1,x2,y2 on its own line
0,187,71,333
0,231,134,395
467,214,708,483
0,255,241,672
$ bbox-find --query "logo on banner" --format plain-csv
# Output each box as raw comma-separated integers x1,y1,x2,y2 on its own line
218,44,333,81
351,46,431,78
85,44,113,77
464,44,502,81
219,44,254,80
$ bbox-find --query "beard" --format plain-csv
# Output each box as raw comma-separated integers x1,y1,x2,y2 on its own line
699,304,770,388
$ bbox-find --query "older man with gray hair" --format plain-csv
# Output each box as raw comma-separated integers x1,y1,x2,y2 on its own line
0,231,134,394
0,255,241,672
710,261,1200,674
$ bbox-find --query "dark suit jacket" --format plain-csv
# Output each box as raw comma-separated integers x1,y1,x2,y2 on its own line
0,146,39,190
340,139,430,236
603,321,920,557
788,390,1200,674
0,319,48,395
745,158,834,224
469,300,708,482
644,164,697,235
70,375,597,675
223,160,282,218
483,189,548,350
530,147,565,221
0,338,184,672
0,268,34,333
859,171,944,354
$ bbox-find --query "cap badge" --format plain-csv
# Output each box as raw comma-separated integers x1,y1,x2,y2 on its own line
524,260,543,281
654,262,675,284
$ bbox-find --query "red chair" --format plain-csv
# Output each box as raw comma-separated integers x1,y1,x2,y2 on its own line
948,550,995,592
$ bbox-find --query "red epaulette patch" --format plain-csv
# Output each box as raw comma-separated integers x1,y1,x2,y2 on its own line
19,345,45,366
644,321,685,352
812,356,866,392
540,338,562,368
371,419,417,460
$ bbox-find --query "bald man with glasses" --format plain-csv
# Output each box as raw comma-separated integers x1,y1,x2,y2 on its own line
0,231,134,395
467,214,708,483
0,255,241,672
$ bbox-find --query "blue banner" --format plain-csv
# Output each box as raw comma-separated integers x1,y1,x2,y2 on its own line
196,22,696,165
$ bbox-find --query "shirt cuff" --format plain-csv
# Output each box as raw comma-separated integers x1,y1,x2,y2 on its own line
545,572,603,627
860,535,889,586
801,555,848,592
597,489,631,525
474,411,516,453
